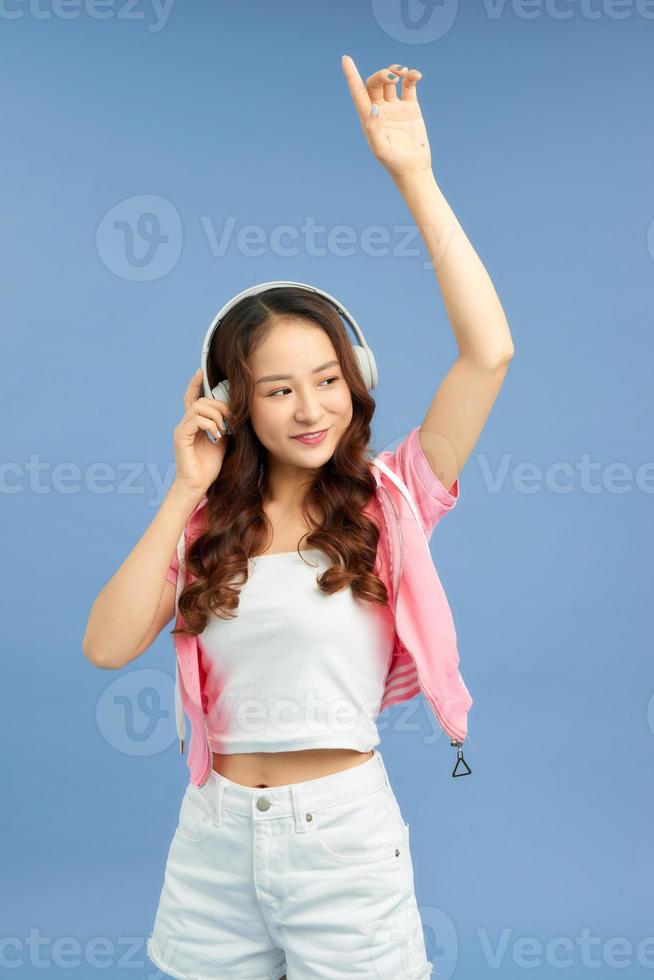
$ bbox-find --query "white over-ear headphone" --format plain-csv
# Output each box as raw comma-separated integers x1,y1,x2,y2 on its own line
200,280,378,437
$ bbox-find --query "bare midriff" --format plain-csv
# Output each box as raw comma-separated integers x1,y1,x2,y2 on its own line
211,748,375,788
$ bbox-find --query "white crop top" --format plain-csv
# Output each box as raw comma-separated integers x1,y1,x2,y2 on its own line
198,548,396,754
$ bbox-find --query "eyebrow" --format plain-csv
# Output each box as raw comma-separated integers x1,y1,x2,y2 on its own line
255,360,340,385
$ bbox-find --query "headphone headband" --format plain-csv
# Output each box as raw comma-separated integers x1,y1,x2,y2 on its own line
200,281,378,413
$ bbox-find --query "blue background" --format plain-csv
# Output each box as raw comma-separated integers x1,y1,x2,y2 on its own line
3,1,653,977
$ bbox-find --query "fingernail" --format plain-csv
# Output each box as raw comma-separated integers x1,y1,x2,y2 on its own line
387,73,398,80
370,104,379,117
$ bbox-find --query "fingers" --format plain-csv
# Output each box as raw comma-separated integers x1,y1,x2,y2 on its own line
366,64,409,103
198,399,231,433
341,54,371,118
184,367,204,411
401,68,423,102
341,56,422,113
380,65,410,102
192,412,222,441
181,396,231,438
181,369,234,445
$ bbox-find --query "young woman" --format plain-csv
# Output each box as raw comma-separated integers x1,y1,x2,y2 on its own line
83,56,514,980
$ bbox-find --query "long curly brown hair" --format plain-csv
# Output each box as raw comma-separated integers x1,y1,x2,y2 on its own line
172,286,390,638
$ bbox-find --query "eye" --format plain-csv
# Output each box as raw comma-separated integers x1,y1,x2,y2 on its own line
268,376,340,397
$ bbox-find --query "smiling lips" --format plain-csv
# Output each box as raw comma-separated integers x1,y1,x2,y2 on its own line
292,428,328,444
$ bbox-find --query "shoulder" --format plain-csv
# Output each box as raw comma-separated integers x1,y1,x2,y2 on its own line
370,425,460,538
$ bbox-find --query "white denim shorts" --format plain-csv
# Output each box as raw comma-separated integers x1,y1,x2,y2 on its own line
147,748,433,979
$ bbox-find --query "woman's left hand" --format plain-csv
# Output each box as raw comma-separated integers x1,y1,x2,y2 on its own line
341,55,432,181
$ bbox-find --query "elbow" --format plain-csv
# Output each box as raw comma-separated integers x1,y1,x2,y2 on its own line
461,344,515,373
487,347,515,372
492,344,515,370
82,623,100,667
82,603,122,669
82,643,107,669
82,635,120,670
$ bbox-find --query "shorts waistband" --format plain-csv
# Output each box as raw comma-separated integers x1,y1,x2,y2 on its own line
190,749,393,831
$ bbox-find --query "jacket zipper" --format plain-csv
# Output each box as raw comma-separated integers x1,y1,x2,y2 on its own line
175,647,213,786
378,482,471,777
174,619,212,785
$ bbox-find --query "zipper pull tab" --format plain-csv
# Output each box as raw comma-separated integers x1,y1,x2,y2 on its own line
450,739,471,777
179,738,185,755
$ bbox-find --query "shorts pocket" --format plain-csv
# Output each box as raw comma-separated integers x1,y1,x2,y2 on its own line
174,783,210,842
311,784,405,866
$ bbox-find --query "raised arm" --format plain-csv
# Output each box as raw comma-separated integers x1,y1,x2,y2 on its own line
341,55,515,493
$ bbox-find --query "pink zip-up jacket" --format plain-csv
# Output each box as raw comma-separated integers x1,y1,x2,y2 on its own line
167,425,474,786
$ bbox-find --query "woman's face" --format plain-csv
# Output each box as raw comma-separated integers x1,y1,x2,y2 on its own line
247,318,353,475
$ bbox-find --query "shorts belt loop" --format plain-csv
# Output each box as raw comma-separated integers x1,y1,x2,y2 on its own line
290,783,309,834
211,778,226,827
375,749,392,790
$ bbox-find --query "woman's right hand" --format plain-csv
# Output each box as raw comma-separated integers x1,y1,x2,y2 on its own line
173,368,232,498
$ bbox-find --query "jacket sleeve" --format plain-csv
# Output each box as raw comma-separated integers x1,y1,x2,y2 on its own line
165,495,207,586
375,425,460,538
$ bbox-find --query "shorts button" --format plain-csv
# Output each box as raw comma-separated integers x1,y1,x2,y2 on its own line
256,796,272,811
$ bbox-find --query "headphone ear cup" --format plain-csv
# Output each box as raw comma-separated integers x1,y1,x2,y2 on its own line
353,344,378,390
210,378,230,404
210,378,232,434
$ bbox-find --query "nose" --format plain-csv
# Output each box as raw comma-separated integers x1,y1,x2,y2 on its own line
294,388,324,424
